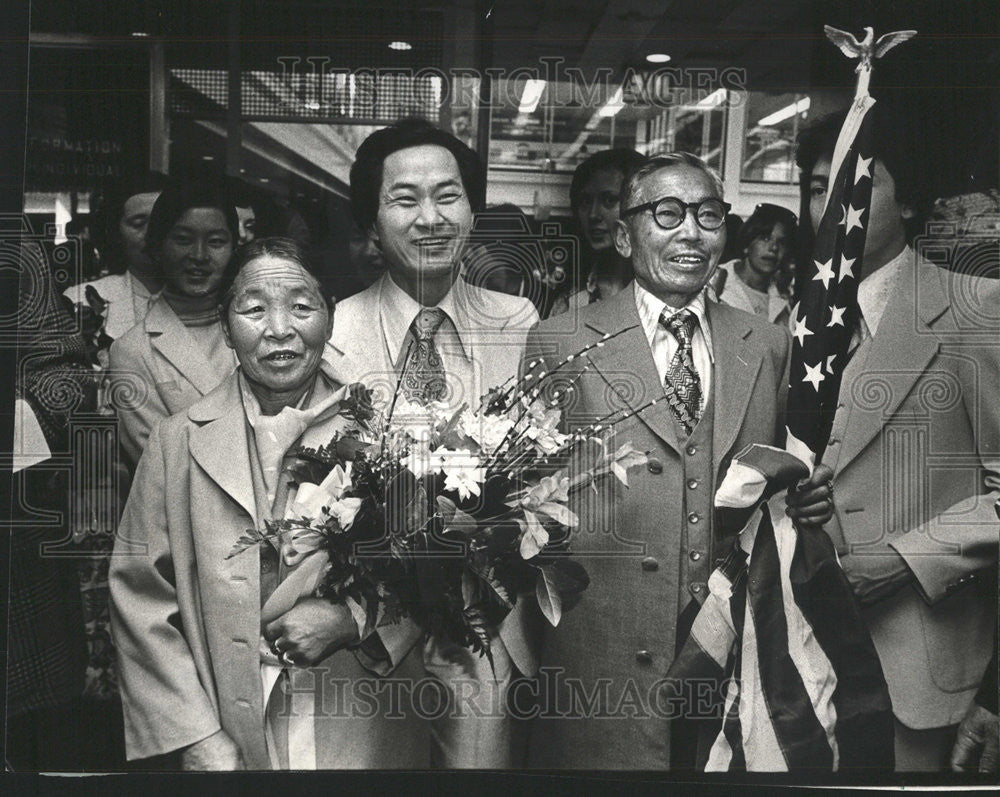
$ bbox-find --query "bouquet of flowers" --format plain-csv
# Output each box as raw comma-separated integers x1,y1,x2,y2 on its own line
230,333,647,664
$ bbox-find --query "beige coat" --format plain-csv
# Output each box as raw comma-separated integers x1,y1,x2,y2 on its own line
108,295,236,464
109,372,430,768
823,256,999,730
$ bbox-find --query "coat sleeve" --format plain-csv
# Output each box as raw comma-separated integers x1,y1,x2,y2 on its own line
109,421,222,759
888,298,1000,605
109,334,171,467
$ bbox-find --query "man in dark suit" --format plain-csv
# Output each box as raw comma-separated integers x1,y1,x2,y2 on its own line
522,153,830,769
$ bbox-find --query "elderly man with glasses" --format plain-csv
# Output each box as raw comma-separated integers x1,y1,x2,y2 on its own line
522,152,831,769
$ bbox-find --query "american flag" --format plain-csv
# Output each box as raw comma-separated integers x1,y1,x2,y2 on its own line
666,94,895,770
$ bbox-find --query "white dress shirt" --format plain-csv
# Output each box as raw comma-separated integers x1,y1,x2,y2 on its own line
633,281,715,409
856,245,909,340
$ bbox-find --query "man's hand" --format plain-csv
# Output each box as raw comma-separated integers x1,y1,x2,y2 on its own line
264,598,359,667
181,729,245,770
839,545,913,606
785,464,835,531
951,702,999,772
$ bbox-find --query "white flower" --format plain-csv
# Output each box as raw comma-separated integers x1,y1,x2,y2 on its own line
328,497,363,530
517,398,568,455
438,449,486,501
290,463,354,519
318,462,352,500
459,409,514,454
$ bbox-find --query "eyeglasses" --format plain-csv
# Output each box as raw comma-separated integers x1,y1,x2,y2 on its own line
620,196,732,231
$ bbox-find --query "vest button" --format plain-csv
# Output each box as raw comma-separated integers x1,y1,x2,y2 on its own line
641,556,659,571
646,458,663,474
687,478,699,490
686,445,698,456
635,649,653,665
689,549,703,561
687,512,701,524
690,583,705,596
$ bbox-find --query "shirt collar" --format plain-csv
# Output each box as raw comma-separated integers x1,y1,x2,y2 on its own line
857,246,910,338
633,281,714,360
377,272,473,362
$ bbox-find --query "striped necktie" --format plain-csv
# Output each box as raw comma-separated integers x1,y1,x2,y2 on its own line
660,308,702,436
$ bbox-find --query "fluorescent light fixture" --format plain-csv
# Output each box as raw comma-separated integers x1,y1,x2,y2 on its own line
758,96,810,127
646,53,671,64
696,88,727,108
597,86,625,118
388,41,412,51
130,31,150,37
201,155,215,161
518,79,546,114
259,177,270,183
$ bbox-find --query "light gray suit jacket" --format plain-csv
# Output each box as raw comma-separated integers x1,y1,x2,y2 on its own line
823,256,999,729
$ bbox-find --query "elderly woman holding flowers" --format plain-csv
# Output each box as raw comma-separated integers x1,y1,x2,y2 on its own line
109,238,429,769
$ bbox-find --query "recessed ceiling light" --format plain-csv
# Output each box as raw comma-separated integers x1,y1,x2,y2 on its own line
388,41,412,51
646,53,671,64
201,155,214,161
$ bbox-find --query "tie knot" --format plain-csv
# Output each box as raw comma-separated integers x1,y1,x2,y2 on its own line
412,307,446,341
660,308,697,343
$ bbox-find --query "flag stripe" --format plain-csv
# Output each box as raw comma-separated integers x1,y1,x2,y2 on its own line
788,520,896,770
747,508,834,768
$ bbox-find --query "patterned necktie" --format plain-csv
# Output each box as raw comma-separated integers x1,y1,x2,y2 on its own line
402,306,448,404
660,309,703,436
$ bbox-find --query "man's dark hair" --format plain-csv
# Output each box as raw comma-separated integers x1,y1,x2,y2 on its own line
795,106,932,242
217,236,333,316
144,179,239,255
349,118,486,233
569,148,648,213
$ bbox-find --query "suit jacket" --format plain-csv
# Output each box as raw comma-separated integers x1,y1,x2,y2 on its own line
109,371,430,768
324,274,543,767
823,256,1000,730
522,284,791,769
108,295,236,464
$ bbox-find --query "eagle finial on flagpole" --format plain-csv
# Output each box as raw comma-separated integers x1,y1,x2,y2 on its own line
823,25,917,100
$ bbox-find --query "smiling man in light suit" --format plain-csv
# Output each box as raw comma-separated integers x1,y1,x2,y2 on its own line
797,108,1000,771
324,119,540,767
522,153,831,769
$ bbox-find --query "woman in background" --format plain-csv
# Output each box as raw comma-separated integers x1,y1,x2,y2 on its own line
715,203,797,325
108,180,238,465
63,172,168,341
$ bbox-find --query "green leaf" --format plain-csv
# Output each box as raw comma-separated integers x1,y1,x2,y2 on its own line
535,566,563,626
226,527,265,559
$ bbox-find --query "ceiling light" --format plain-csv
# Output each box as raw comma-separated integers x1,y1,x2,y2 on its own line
758,96,810,127
259,177,270,183
388,41,412,51
518,79,547,114
646,53,670,64
130,31,150,38
201,155,214,161
597,86,625,118
696,89,727,108
304,101,321,111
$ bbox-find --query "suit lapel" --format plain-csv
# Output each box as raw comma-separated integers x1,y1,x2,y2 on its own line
708,301,763,461
188,374,258,525
324,281,389,386
835,258,947,472
583,288,681,455
145,297,226,395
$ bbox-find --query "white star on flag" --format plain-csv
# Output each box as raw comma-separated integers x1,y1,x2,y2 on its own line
844,204,865,235
854,155,872,184
791,315,813,346
839,256,856,282
827,305,847,327
803,362,826,391
812,259,835,289
826,354,838,373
